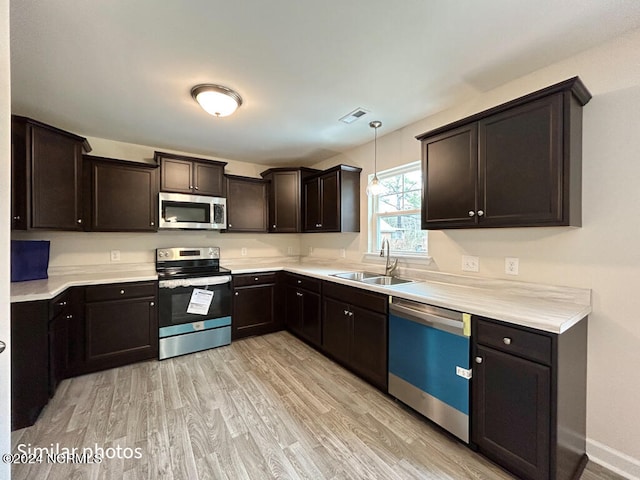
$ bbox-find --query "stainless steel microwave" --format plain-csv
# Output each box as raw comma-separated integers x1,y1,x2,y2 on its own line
159,192,227,230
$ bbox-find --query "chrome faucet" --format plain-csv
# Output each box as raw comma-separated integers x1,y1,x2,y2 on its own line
380,238,398,276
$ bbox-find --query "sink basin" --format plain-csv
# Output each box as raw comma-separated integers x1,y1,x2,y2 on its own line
362,276,415,285
331,271,381,281
331,271,417,286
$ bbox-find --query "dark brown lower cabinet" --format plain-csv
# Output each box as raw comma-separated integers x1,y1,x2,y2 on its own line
284,274,322,347
322,282,388,391
472,316,588,480
232,272,281,339
83,281,158,374
11,300,49,430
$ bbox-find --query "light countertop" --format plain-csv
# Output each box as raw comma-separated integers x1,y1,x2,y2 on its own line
10,261,591,334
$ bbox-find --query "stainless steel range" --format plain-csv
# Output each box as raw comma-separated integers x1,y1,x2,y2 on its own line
156,247,232,360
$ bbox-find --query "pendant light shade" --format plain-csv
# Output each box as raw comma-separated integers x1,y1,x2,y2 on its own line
191,84,243,117
366,120,384,196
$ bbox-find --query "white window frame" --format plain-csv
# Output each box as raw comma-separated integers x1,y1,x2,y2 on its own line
368,161,428,257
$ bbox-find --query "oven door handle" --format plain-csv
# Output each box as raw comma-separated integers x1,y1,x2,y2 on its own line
159,275,232,289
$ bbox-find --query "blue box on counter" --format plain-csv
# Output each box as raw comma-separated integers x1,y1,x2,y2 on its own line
11,240,50,282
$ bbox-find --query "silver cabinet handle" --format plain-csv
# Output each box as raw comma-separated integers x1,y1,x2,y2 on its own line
120,289,125,295
194,186,199,190
12,215,20,221
255,277,259,281
150,221,155,226
150,302,155,307
228,224,232,227
0,341,5,354
478,210,484,217
272,224,276,229
65,314,73,319
235,292,239,296
57,301,67,307
344,309,349,315
296,292,303,297
189,185,194,189
468,211,475,217
503,337,512,345
77,219,83,224
297,280,302,284
475,356,483,364
348,311,354,317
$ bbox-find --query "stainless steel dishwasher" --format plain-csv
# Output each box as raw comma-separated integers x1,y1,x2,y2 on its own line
388,297,471,443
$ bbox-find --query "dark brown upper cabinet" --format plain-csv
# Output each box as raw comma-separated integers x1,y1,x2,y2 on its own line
84,155,159,231
224,175,269,232
260,167,318,233
11,115,92,231
303,165,361,232
417,77,591,229
155,151,226,196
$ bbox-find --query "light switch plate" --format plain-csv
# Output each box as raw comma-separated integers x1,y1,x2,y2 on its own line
110,250,121,262
462,255,479,272
241,248,247,256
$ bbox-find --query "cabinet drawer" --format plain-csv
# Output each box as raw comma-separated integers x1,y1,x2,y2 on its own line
323,281,388,314
50,291,72,318
233,272,278,287
475,317,552,365
85,281,157,302
285,274,321,293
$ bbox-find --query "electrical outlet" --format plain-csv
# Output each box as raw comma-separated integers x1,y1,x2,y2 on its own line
505,257,519,275
309,246,313,255
241,248,247,256
462,255,479,272
340,248,346,258
110,250,121,262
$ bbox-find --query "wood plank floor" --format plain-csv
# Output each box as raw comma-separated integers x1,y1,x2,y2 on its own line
11,331,624,480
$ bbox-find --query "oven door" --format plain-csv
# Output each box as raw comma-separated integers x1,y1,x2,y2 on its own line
158,275,232,328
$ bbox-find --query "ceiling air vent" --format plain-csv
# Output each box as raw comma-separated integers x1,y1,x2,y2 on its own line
339,107,370,124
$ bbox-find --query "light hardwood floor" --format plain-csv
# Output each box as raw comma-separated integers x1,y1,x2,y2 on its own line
12,331,624,480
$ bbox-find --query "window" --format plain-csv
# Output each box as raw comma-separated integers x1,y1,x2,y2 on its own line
370,162,427,254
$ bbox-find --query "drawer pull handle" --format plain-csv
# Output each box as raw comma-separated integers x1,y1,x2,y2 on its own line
503,337,512,345
235,292,239,296
255,277,259,281
296,292,303,297
348,311,353,317
297,280,302,284
120,289,125,295
66,314,73,319
475,356,483,364
344,309,349,315
150,302,155,307
57,301,67,307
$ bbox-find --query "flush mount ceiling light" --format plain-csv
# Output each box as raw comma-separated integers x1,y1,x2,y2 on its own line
366,120,384,196
191,84,243,117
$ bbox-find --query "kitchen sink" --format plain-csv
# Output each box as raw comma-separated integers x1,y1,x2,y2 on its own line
331,271,382,281
362,276,414,285
331,271,417,286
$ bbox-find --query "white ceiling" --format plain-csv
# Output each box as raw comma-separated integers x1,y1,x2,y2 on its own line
10,0,640,166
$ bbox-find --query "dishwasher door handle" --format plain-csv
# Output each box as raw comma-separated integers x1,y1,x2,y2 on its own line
390,302,464,336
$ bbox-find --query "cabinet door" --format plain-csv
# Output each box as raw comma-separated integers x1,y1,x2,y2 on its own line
84,296,158,373
319,171,340,231
160,158,193,193
233,284,276,339
351,305,388,390
226,176,268,232
472,345,550,480
285,285,303,336
303,177,321,231
194,161,224,196
11,121,27,230
322,297,350,364
269,171,301,232
49,311,69,396
31,125,84,230
478,94,563,227
89,160,158,231
11,301,49,430
301,289,322,347
421,124,478,229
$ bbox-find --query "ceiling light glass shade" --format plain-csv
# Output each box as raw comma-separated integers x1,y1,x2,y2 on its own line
366,175,384,196
367,120,383,196
191,84,243,117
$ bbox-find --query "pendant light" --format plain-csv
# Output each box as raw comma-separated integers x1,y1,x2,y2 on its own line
191,84,243,117
366,120,384,196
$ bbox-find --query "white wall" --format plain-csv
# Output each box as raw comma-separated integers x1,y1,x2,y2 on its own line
306,27,640,477
0,0,11,474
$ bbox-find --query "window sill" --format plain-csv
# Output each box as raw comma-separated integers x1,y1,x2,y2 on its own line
362,252,433,267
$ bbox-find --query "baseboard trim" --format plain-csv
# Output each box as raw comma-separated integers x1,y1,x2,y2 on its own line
587,438,640,479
